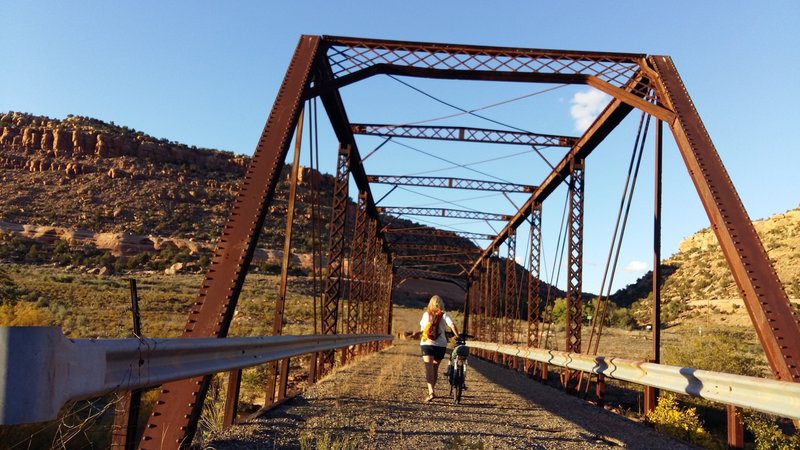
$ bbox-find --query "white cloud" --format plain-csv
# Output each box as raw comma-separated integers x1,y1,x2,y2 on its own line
570,89,610,132
623,260,648,273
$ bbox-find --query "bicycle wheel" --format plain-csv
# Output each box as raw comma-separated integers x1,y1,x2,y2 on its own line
455,365,464,403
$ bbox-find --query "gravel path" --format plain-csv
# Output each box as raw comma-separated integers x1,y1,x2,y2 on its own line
206,340,696,449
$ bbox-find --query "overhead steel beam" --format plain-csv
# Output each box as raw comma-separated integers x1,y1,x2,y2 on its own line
394,253,476,264
384,227,495,241
378,206,511,221
650,56,800,383
367,174,536,192
388,242,482,254
353,124,576,147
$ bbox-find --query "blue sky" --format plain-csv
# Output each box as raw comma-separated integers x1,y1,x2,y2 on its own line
2,1,798,294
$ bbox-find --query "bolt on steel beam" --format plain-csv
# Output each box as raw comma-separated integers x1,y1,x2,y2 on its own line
367,174,536,192
378,206,511,221
353,123,577,147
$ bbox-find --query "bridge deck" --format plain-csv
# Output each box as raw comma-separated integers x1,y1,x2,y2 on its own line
207,340,695,449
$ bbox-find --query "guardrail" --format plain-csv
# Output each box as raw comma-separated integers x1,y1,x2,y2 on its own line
0,326,392,425
467,341,800,420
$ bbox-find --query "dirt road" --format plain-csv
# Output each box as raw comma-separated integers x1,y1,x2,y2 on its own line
207,339,695,449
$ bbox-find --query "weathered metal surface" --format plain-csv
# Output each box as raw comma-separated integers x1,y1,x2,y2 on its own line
527,203,543,350
384,227,494,241
353,123,576,147
0,327,390,425
566,159,584,355
319,36,648,98
367,174,536,193
388,242,483,254
467,340,800,421
321,145,352,372
348,192,368,361
650,56,800,382
378,206,510,221
111,280,142,450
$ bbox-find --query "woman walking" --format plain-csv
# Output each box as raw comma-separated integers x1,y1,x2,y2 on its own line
419,295,460,402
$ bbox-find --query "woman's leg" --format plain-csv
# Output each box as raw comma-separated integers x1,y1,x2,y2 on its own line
422,355,435,397
432,360,440,387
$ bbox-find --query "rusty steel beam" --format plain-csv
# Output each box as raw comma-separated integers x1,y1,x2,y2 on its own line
378,206,510,221
394,253,476,264
320,144,351,372
111,280,142,450
263,111,306,408
566,159,585,354
353,123,576,148
347,192,368,361
503,230,517,347
367,174,536,192
319,36,646,95
469,75,649,276
650,56,800,382
140,36,321,450
527,203,543,349
388,242,482,254
384,227,494,241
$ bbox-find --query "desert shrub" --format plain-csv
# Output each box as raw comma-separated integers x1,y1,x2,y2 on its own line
0,302,54,326
646,393,718,448
744,412,799,450
663,329,765,377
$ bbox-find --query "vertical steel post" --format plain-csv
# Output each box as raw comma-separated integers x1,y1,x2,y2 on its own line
365,220,378,352
726,405,744,449
350,192,368,356
462,276,471,335
263,108,305,408
491,256,501,363
527,202,542,375
645,118,663,415
321,144,351,373
504,230,517,367
564,158,585,391
111,279,142,450
221,370,241,429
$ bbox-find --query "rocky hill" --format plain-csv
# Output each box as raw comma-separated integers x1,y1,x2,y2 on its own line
612,206,800,325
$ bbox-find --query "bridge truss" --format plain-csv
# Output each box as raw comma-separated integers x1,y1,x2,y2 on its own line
129,36,799,449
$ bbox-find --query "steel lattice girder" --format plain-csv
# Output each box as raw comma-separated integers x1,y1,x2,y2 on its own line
320,145,352,372
394,253,476,264
378,206,511,221
504,230,518,345
384,227,494,241
527,203,543,348
566,159,585,355
367,174,536,192
388,242,483,254
352,123,576,147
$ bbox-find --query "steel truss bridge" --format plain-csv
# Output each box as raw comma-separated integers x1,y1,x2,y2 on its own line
1,36,799,449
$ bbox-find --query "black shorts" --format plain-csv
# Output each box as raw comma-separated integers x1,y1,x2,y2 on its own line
420,345,446,361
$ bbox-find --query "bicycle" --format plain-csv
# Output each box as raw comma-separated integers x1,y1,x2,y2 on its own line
446,338,469,403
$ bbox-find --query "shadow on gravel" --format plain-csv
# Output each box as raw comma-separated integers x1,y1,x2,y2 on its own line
464,356,696,449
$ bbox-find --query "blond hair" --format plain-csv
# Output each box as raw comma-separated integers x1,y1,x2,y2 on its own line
427,295,445,315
